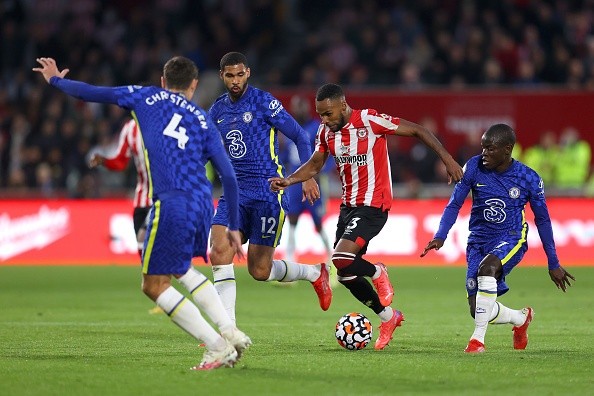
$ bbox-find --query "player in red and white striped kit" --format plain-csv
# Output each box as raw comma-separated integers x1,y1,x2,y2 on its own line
89,119,151,257
270,83,463,350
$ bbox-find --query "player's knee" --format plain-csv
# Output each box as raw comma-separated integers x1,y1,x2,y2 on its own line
209,243,232,265
141,281,159,301
332,253,354,270
478,255,502,278
247,265,270,281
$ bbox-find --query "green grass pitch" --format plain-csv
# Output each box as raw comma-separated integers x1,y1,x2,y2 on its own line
0,265,592,396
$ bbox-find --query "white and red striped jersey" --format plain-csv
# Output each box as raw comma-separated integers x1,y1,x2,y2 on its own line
103,119,152,208
315,108,399,211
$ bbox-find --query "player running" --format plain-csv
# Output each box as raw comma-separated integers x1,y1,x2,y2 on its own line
208,52,331,325
421,123,575,353
270,83,463,350
34,56,250,370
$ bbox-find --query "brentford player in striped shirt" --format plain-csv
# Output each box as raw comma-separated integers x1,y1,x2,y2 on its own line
270,83,463,350
89,119,151,257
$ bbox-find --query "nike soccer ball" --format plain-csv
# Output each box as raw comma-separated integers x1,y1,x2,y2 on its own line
335,312,373,350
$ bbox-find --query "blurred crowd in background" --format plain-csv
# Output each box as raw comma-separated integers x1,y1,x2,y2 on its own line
0,0,593,199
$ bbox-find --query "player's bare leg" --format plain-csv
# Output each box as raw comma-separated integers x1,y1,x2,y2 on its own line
210,224,241,325
141,226,165,315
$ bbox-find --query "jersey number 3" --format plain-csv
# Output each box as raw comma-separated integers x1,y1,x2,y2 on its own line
163,113,189,149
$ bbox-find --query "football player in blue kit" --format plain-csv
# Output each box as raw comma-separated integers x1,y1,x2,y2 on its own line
33,56,251,370
421,123,575,353
208,52,332,325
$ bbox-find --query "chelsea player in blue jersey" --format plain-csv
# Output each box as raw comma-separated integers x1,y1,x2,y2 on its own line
208,52,332,325
33,56,251,370
421,124,575,353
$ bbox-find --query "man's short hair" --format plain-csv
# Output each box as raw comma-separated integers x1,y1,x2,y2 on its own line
163,56,198,90
485,123,516,147
316,83,344,101
220,52,248,70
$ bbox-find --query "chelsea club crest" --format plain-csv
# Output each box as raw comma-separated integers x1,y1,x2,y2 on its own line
243,112,253,123
509,187,520,198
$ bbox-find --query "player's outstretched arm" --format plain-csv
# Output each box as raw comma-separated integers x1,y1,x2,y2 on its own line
34,57,118,104
395,119,463,184
269,151,326,198
420,238,444,257
549,266,575,292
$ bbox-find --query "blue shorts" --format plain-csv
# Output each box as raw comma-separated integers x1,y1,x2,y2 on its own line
142,193,213,275
213,194,288,247
465,235,528,297
287,184,325,226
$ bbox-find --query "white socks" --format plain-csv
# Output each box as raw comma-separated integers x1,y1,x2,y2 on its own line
156,286,225,351
471,276,498,343
178,267,233,333
267,259,320,282
211,264,237,325
489,301,528,326
372,265,382,280
378,306,394,322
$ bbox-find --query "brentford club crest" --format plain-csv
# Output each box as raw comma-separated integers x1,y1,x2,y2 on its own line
357,128,368,139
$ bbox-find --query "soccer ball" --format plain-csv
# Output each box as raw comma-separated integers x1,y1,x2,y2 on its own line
335,312,373,350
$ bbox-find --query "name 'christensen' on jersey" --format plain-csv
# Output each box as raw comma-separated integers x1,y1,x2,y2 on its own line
114,85,223,200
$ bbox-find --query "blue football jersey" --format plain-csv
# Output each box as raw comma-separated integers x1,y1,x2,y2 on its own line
437,155,545,241
435,155,560,268
209,86,312,202
113,85,224,200
49,77,239,230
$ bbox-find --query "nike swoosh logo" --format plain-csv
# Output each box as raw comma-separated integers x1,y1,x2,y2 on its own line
476,183,487,187
217,119,224,124
261,235,271,239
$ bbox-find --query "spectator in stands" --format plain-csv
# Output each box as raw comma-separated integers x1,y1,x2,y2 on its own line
555,127,591,189
457,130,483,166
522,130,559,186
2,0,594,197
409,116,441,183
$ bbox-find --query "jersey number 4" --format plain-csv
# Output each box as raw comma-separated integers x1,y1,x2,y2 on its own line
163,113,189,149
